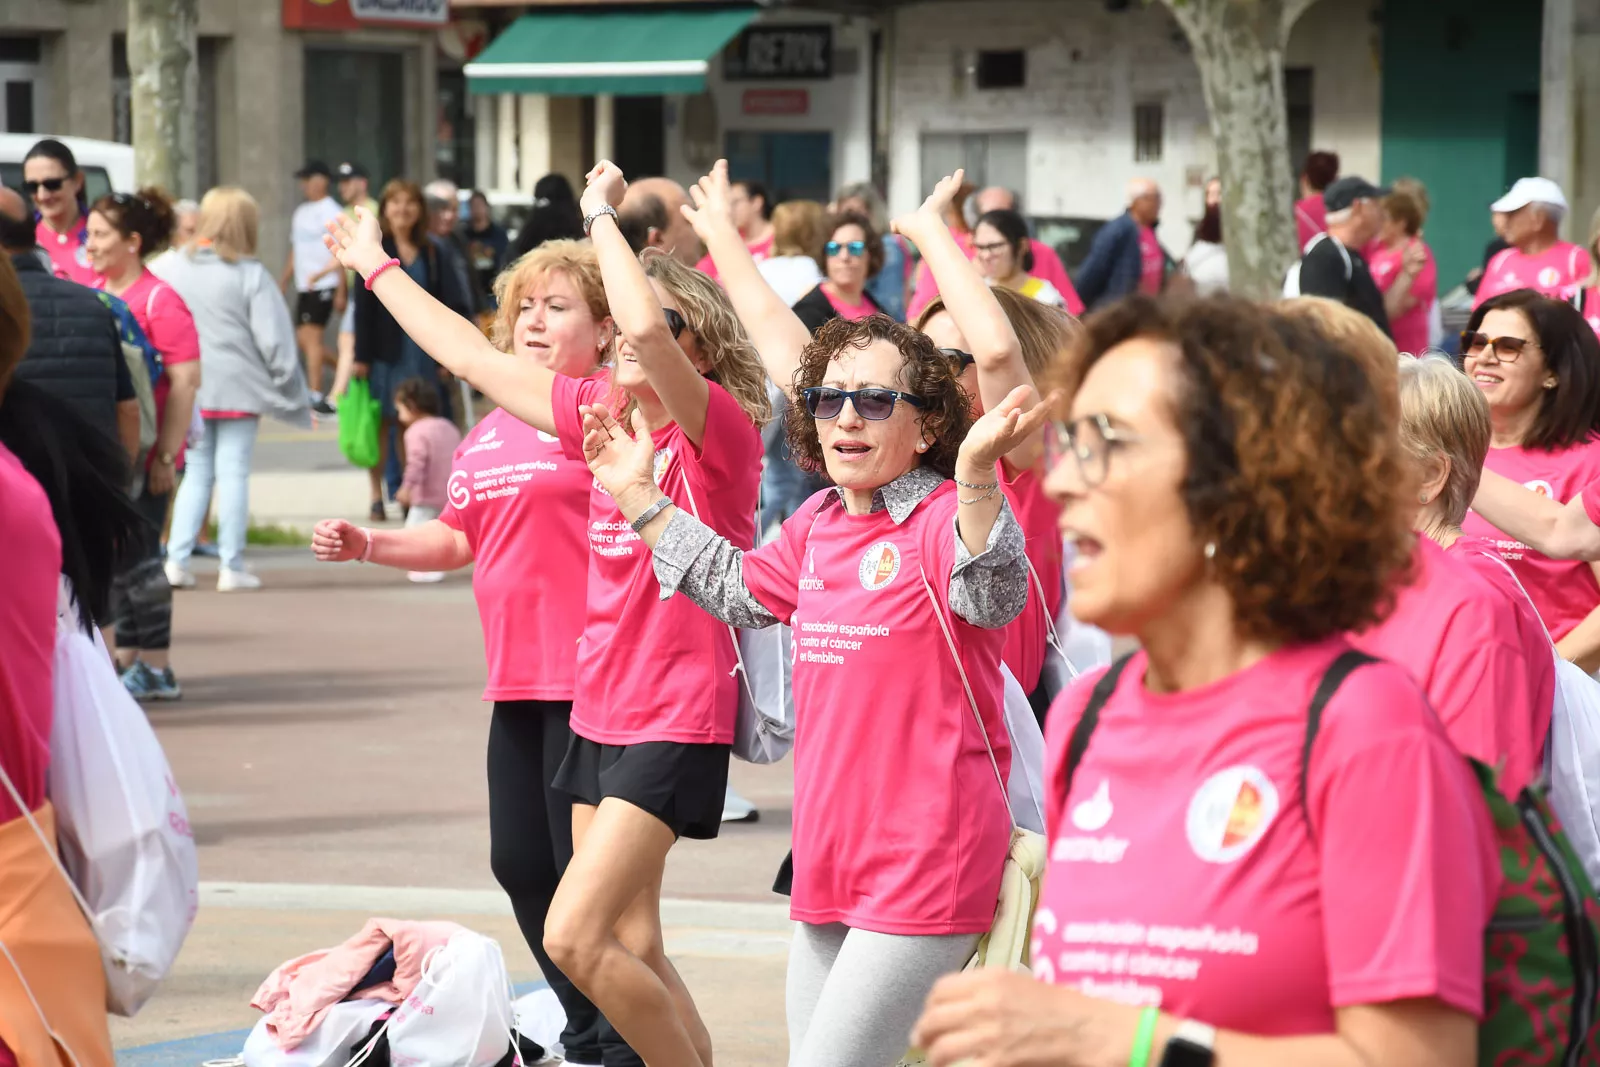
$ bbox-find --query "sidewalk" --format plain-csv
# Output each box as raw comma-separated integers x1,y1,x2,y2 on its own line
248,419,380,532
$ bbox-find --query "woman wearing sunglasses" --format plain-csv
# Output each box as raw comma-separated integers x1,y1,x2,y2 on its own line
578,306,1044,1067
23,138,98,285
1459,289,1600,673
971,208,1071,311
324,159,766,1067
791,210,886,335
912,295,1495,1067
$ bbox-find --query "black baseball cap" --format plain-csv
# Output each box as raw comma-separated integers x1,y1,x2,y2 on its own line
294,160,332,180
1322,176,1389,213
335,162,368,181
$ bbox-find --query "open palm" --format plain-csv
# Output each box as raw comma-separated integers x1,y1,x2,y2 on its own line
580,403,656,501
683,158,738,245
323,206,384,275
960,385,1057,468
892,168,966,241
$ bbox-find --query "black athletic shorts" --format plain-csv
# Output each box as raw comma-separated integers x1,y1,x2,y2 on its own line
297,288,335,327
553,733,731,840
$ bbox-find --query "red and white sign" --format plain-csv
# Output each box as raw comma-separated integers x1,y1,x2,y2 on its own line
283,0,448,30
741,89,809,116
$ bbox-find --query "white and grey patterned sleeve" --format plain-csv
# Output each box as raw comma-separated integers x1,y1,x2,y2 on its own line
652,510,781,629
948,497,1029,628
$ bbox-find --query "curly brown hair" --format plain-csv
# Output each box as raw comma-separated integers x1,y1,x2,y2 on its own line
786,315,973,479
1049,294,1414,644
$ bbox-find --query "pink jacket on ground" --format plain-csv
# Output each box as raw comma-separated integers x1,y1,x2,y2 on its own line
250,918,464,1050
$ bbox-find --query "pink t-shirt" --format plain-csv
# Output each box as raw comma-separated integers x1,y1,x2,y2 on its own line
1000,465,1061,694
1367,240,1438,355
1350,537,1541,796
36,216,99,286
1582,288,1600,339
1137,226,1164,295
99,270,201,470
1474,242,1593,307
909,233,1084,319
822,284,875,321
553,373,762,744
400,415,464,512
1585,478,1600,526
1462,438,1600,640
1449,534,1557,772
908,229,974,322
0,444,61,827
742,481,1011,934
1036,640,1494,1031
440,408,591,702
1295,195,1327,251
695,231,774,283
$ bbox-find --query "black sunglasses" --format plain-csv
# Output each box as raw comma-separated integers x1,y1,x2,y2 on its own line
803,386,926,421
939,347,976,370
825,240,867,258
664,307,687,340
23,177,67,196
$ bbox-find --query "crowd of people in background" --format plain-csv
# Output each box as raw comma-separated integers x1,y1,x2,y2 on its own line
10,127,1600,1067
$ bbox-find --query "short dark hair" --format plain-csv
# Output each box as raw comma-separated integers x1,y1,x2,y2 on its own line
618,193,668,254
1192,202,1222,245
1467,289,1600,451
0,190,34,251
394,376,442,417
815,210,885,277
1301,151,1340,192
975,208,1035,272
785,315,973,479
734,180,773,221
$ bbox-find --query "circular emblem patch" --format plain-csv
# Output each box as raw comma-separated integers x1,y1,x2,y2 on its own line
652,447,673,486
1539,266,1563,288
447,470,470,510
1185,765,1279,864
536,429,560,444
858,542,901,591
1525,479,1555,498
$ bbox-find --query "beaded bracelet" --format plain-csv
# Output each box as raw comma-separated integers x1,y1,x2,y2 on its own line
363,257,401,290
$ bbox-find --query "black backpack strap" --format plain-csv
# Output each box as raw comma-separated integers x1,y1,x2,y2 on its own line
1300,649,1378,840
1062,652,1136,799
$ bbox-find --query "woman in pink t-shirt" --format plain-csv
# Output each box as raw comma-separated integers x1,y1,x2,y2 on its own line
326,161,768,1067
86,188,201,704
1459,290,1600,673
313,240,640,1066
22,138,99,286
1367,191,1437,355
913,296,1495,1067
1475,466,1600,561
791,211,885,334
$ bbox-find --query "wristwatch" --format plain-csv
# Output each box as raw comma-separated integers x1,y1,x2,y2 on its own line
156,451,175,466
583,204,619,236
1158,1020,1216,1067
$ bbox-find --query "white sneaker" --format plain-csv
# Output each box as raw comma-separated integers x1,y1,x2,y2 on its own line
217,568,262,592
407,571,446,583
722,785,759,823
163,561,195,589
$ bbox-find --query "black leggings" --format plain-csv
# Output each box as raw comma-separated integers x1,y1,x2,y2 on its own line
112,480,172,651
487,701,641,1067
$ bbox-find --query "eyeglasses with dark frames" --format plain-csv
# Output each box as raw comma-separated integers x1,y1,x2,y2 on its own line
1044,413,1143,488
939,348,976,370
803,386,926,421
664,307,687,340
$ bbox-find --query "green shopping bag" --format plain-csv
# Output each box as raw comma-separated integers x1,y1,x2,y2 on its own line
337,380,382,469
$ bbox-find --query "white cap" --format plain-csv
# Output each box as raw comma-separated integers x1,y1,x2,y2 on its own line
1491,177,1569,214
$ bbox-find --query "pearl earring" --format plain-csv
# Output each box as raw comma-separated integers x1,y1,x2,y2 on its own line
916,441,928,452
1419,492,1430,504
1204,542,1216,560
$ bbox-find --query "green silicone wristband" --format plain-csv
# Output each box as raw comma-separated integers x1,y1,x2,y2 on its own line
1129,1006,1160,1067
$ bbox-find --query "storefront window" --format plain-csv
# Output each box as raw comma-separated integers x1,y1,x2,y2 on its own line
305,48,404,187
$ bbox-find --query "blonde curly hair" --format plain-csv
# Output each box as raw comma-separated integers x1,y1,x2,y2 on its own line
490,240,610,353
642,252,772,427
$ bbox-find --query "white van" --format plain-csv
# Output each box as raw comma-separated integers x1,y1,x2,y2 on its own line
0,134,136,203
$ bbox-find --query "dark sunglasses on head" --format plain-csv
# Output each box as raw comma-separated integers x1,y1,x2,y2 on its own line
23,177,67,196
664,307,687,339
803,386,925,421
940,347,976,370
825,240,867,258
1461,331,1538,362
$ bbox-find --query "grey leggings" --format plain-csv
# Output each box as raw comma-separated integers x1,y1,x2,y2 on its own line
786,921,979,1067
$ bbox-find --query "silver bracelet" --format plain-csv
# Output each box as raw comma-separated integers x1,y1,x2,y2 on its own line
958,484,1001,506
630,496,673,532
583,204,619,236
954,476,999,491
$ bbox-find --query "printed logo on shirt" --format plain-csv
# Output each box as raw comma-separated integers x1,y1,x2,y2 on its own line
857,542,902,590
1185,765,1280,864
1524,479,1555,499
1071,780,1114,832
537,430,560,444
75,244,91,267
1539,266,1563,289
447,470,470,510
462,425,505,457
799,546,825,591
653,446,673,487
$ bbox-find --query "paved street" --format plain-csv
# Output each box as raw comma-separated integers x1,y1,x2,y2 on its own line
114,415,798,1065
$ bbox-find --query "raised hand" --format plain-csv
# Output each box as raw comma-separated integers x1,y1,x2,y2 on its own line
580,403,658,509
681,159,739,245
958,385,1059,469
322,206,387,278
582,160,629,217
311,518,368,563
892,168,967,242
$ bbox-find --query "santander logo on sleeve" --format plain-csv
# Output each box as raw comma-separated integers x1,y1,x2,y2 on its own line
1053,778,1128,865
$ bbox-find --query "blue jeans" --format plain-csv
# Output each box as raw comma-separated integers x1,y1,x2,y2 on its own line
167,415,260,572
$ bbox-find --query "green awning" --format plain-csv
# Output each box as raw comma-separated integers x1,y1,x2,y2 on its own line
465,7,759,96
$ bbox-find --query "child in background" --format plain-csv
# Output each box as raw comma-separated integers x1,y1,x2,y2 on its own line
394,377,462,584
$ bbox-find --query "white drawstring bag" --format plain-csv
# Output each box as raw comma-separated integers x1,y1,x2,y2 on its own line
1548,657,1600,887
47,578,199,1015
385,932,513,1067
241,999,391,1067
999,663,1046,834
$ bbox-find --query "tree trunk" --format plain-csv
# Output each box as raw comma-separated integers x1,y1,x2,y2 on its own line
127,0,198,197
1160,0,1312,301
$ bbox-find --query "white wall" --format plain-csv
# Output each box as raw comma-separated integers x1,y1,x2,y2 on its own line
1286,0,1383,183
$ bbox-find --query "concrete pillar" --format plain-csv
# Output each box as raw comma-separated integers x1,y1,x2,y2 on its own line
1542,0,1576,236
474,93,497,191
495,94,518,191
1568,0,1600,243
517,93,552,193
595,92,615,163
